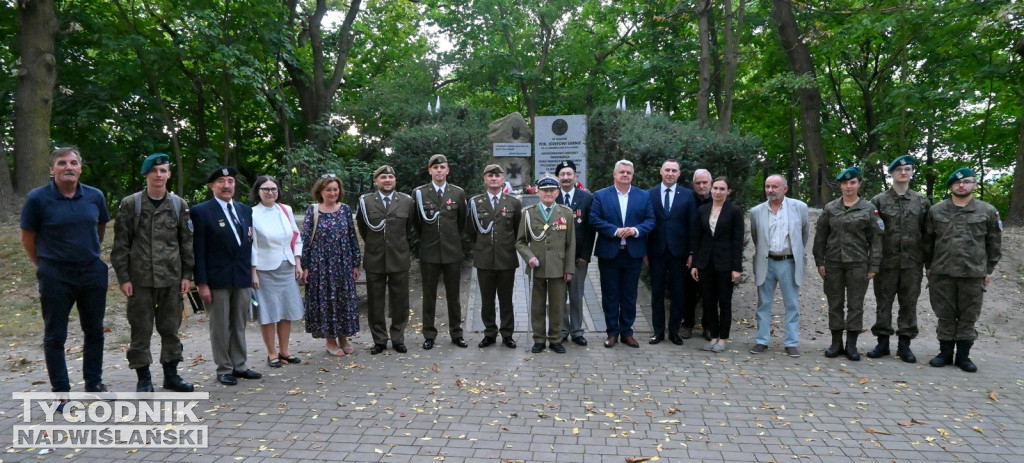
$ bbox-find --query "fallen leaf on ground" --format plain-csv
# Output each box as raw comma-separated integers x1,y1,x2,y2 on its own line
989,392,998,402
866,428,890,435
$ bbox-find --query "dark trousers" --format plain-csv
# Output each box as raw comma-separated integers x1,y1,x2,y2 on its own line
699,266,735,339
871,267,922,338
649,253,686,336
478,268,516,339
126,286,184,369
823,262,870,331
598,250,643,337
928,274,984,341
530,277,566,344
366,271,410,345
682,265,702,329
420,260,463,340
38,259,108,392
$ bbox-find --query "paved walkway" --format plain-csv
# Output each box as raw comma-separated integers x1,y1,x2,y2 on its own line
2,260,1023,462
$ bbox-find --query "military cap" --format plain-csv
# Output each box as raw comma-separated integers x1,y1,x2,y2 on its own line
537,173,559,189
483,164,504,175
427,154,448,168
374,165,395,178
555,160,577,175
888,155,916,172
140,153,170,176
835,166,862,182
206,166,237,184
947,167,977,187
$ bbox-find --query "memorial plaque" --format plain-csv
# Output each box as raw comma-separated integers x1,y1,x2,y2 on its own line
534,115,587,188
493,143,531,157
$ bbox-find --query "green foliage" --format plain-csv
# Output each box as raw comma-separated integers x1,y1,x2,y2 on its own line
387,106,493,196
588,106,762,207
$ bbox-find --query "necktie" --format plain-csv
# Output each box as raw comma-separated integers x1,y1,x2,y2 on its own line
226,202,243,244
664,189,672,212
563,193,570,205
492,195,498,210
384,196,391,208
436,188,443,199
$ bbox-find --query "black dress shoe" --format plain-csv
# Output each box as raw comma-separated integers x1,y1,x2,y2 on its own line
423,339,435,350
669,334,684,345
453,337,469,348
394,343,408,353
163,376,195,392
218,374,237,386
136,379,154,393
571,336,588,346
649,333,665,344
503,338,517,349
370,344,387,355
680,327,693,339
478,336,496,348
550,343,566,354
233,369,262,380
531,343,545,353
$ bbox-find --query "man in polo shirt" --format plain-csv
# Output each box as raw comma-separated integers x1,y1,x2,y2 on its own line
21,147,111,393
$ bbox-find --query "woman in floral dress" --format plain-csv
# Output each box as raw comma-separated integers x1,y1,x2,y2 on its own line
301,174,361,356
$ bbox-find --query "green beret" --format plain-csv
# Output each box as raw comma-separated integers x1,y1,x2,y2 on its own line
206,166,237,183
141,153,169,175
483,164,504,175
428,154,448,168
374,165,395,178
835,166,862,182
947,167,977,187
888,155,916,172
537,173,559,189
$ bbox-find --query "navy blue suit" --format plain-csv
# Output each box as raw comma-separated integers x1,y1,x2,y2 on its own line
647,184,698,336
192,198,254,376
589,185,656,338
561,187,596,338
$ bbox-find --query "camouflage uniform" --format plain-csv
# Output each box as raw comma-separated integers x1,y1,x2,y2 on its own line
924,198,1001,342
812,198,883,332
111,192,194,369
869,189,930,339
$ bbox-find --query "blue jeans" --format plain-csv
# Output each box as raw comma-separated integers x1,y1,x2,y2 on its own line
755,259,800,347
599,250,643,338
38,259,108,392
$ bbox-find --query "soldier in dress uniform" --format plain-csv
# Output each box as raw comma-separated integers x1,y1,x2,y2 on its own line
356,165,415,355
923,167,1002,372
470,164,522,349
866,155,931,363
516,174,576,354
812,166,883,361
413,154,469,349
111,153,195,392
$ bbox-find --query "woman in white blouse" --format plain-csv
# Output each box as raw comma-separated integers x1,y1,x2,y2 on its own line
250,176,305,367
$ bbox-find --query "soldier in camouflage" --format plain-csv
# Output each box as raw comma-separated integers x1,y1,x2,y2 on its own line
866,155,931,363
812,166,883,361
923,167,1002,373
111,153,196,392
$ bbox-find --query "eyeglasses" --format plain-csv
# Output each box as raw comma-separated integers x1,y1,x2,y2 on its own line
259,187,278,193
321,173,337,179
892,166,914,173
952,179,976,186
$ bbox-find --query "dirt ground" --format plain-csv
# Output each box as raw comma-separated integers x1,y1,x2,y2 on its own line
1,216,1022,382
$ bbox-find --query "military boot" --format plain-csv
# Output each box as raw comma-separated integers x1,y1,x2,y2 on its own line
896,335,916,363
844,331,861,361
162,361,195,392
824,330,845,358
866,335,890,359
953,340,978,373
135,366,154,393
928,341,955,367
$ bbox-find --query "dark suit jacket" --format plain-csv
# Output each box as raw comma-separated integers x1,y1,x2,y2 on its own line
192,198,253,289
563,187,596,262
589,185,656,259
412,182,467,264
356,191,414,274
647,185,698,258
470,193,522,270
692,199,744,272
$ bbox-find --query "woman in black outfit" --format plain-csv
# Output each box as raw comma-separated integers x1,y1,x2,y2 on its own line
690,176,744,353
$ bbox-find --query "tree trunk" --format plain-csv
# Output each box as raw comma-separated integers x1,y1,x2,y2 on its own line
1008,36,1024,225
13,0,58,195
718,0,744,134
771,0,829,207
696,0,712,128
0,141,18,219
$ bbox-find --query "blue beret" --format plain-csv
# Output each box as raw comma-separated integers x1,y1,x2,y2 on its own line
536,173,559,189
835,166,862,182
140,153,170,175
947,167,977,187
888,155,916,172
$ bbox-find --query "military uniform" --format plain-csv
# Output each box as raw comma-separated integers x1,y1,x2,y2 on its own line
516,202,576,347
413,181,468,343
470,191,522,342
869,188,930,338
813,197,883,333
356,189,414,349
